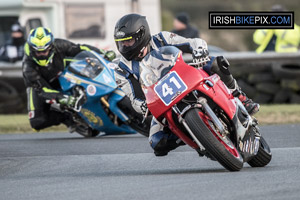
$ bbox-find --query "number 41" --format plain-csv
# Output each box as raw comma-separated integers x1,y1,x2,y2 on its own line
162,76,181,97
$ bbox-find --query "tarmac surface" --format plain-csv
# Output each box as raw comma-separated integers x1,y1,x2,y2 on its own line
0,124,300,200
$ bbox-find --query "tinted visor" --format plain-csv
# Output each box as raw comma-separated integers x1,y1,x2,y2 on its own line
34,49,51,57
114,27,145,55
30,44,53,60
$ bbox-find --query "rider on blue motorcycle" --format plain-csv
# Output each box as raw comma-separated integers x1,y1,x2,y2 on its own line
23,27,116,133
114,14,259,156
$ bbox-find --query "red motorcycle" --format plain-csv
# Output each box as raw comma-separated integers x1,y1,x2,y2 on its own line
140,46,272,171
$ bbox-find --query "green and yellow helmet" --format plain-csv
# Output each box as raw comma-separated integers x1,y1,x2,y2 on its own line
26,27,54,66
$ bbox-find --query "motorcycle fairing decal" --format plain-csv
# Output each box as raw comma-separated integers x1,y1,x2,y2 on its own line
80,108,103,126
63,72,116,89
87,84,96,96
154,71,187,106
93,69,117,88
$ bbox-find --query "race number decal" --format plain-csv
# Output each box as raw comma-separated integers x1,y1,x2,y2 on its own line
154,71,187,106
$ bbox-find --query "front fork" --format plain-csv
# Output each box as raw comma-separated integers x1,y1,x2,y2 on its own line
172,105,206,151
171,96,226,152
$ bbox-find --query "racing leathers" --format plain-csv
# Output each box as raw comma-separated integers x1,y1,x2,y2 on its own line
23,38,114,130
114,31,245,156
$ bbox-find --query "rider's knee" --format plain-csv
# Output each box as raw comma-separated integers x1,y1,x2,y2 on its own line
29,111,49,130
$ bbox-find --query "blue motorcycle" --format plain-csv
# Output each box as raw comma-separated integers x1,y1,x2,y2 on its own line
57,50,150,137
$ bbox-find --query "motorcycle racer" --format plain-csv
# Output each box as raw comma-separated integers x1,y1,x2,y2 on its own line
23,27,116,132
114,14,259,156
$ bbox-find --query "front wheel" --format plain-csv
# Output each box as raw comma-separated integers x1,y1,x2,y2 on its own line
247,136,272,167
185,108,243,171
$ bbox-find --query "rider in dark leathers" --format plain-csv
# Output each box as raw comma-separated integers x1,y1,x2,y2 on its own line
23,27,116,131
113,14,259,156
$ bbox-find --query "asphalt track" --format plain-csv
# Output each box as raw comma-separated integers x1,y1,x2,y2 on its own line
0,124,300,200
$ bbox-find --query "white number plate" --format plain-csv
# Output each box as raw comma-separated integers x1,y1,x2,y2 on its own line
154,71,187,106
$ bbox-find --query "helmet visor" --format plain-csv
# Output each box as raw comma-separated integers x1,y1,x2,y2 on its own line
34,48,51,57
115,37,137,53
114,26,146,56
30,44,54,66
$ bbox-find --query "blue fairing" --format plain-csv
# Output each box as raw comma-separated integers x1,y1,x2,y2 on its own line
59,67,117,97
58,51,136,135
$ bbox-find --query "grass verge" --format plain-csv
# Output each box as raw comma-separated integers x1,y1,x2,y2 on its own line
0,104,299,133
255,104,300,125
0,114,66,134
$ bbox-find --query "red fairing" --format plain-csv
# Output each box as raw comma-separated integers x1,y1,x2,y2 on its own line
144,54,236,120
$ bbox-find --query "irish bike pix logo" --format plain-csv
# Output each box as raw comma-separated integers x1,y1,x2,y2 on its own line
209,12,294,29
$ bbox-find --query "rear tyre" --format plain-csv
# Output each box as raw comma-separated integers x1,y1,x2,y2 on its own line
185,108,243,171
86,129,101,137
248,136,272,167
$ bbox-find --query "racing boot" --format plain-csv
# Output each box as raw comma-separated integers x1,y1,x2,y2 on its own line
237,91,260,116
230,80,260,115
231,81,260,115
212,56,260,115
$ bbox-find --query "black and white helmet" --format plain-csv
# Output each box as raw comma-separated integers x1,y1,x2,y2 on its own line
114,14,151,61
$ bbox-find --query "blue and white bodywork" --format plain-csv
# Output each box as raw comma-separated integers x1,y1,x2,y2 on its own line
58,51,137,136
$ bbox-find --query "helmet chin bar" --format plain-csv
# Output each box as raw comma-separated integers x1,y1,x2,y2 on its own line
33,52,54,67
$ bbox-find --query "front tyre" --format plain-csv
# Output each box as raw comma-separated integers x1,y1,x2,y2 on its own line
185,108,243,171
247,136,272,167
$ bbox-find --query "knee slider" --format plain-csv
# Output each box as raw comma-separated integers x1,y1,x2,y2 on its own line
29,114,48,130
149,131,168,151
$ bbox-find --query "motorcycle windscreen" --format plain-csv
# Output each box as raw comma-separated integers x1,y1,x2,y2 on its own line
139,46,181,87
69,51,105,79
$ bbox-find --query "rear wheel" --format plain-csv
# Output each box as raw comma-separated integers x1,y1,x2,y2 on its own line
185,108,243,171
247,136,272,167
86,128,101,137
